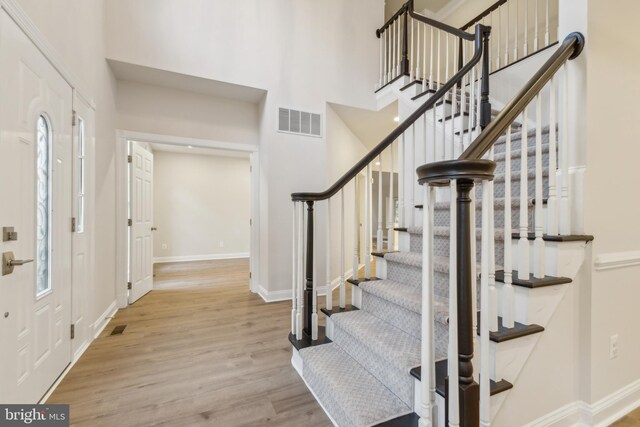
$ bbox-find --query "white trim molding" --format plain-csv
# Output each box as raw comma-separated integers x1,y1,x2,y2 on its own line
154,252,249,264
257,285,291,303
594,251,640,271
525,378,640,426
92,300,118,339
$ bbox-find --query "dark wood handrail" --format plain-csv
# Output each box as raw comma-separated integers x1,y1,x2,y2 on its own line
460,0,508,31
459,32,585,161
291,24,490,202
377,0,475,41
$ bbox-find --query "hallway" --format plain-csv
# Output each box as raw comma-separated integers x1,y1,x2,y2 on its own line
48,259,331,426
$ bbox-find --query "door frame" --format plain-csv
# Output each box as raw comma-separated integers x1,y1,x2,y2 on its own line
115,130,260,308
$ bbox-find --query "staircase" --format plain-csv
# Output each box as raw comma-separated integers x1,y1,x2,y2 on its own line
288,1,589,426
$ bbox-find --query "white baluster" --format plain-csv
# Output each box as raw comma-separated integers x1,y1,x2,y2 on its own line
534,94,545,278
437,30,441,90
468,62,476,146
524,0,529,56
312,203,318,341
559,65,571,234
384,27,393,83
475,62,482,134
410,17,415,81
326,199,332,311
547,76,558,235
503,127,515,328
388,142,396,251
545,0,550,46
505,1,510,66
429,26,435,90
396,21,401,78
497,6,502,70
353,178,360,283
387,142,396,251
389,25,394,81
448,179,459,427
423,22,427,85
514,0,519,62
291,202,298,335
488,148,498,333
340,189,346,309
416,19,421,82
534,0,539,51
460,43,467,152
365,164,372,278
377,154,384,252
445,33,450,87
384,30,388,85
407,125,415,227
399,133,405,228
420,185,436,427
480,177,491,427
518,110,530,279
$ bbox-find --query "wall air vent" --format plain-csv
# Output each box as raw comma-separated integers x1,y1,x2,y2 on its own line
278,107,322,137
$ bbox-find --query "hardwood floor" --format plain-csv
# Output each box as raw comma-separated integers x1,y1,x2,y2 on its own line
612,407,640,426
47,258,333,427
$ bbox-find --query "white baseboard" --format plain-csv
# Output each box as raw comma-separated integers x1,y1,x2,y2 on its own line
257,285,291,303
92,300,118,339
525,378,640,427
153,252,249,264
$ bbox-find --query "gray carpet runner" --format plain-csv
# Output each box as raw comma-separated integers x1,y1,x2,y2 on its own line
298,122,552,426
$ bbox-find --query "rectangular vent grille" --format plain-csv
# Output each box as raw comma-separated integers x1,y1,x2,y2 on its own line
278,108,322,137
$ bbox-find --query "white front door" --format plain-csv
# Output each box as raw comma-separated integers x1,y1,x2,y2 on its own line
129,142,154,303
71,95,95,357
0,10,73,403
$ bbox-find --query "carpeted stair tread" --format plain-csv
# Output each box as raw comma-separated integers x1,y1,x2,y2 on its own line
331,310,421,375
300,343,411,427
385,251,448,272
359,280,449,324
406,226,506,242
359,279,422,314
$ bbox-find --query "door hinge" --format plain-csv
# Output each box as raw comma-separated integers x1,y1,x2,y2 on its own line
71,217,77,232
128,219,132,227
127,282,132,290
72,110,77,127
249,272,252,279
249,219,252,226
70,324,75,340
127,155,132,163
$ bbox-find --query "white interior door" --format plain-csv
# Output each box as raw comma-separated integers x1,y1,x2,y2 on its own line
0,10,73,403
129,142,154,303
71,95,95,357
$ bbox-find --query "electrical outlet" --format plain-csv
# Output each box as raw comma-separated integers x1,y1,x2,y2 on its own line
610,334,619,359
219,241,224,248
161,243,168,250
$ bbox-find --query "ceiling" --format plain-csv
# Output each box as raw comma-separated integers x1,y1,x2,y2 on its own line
329,101,398,150
148,142,250,159
108,59,267,103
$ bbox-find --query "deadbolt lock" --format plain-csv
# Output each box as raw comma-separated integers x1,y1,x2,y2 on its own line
2,227,17,242
2,252,34,276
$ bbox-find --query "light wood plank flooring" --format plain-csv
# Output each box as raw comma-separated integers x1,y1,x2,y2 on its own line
612,407,640,426
47,258,333,427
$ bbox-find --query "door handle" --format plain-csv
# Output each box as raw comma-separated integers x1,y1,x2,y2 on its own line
2,252,34,276
151,227,158,231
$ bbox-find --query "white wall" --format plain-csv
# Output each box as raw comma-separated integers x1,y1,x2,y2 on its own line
583,0,640,405
15,0,119,332
116,80,259,145
105,0,384,297
153,151,250,262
